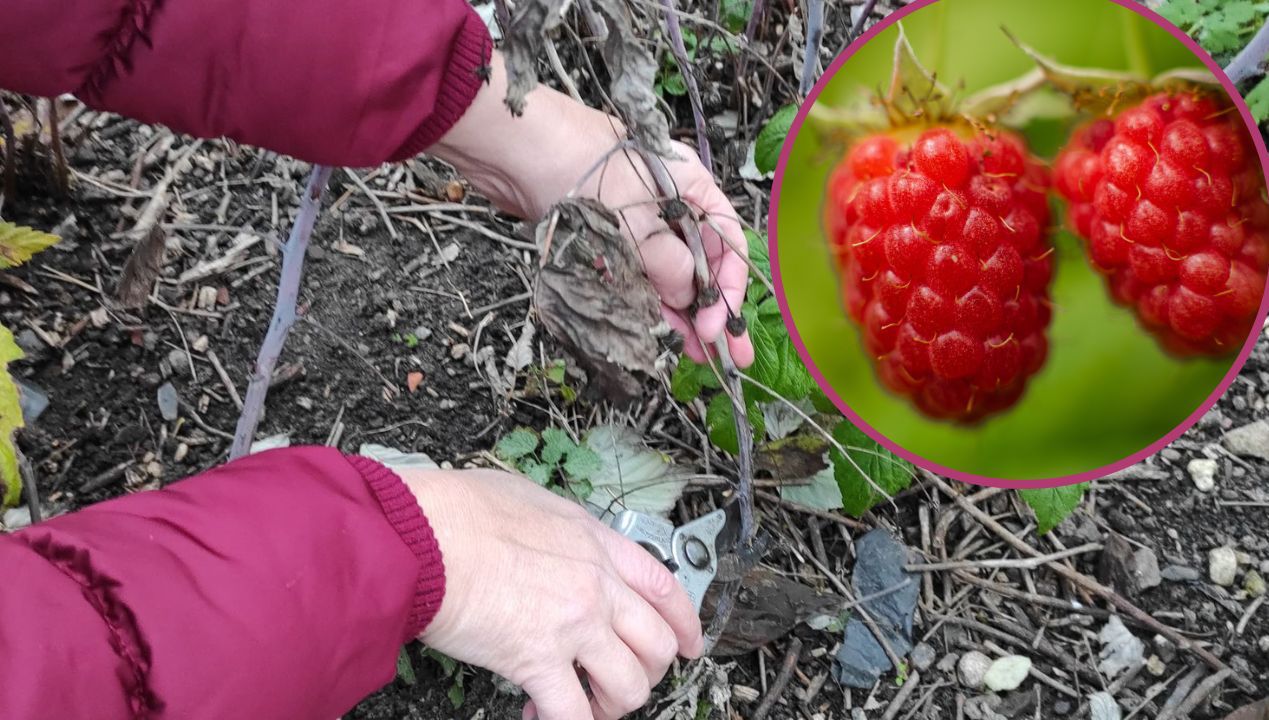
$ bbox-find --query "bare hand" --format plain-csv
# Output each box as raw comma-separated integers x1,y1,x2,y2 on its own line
430,52,753,367
402,468,705,720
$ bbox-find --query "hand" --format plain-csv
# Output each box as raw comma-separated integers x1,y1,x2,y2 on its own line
430,52,754,367
401,468,705,720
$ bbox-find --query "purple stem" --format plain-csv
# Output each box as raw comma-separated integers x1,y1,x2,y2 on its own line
799,0,825,96
659,0,713,169
1226,19,1269,85
230,165,333,459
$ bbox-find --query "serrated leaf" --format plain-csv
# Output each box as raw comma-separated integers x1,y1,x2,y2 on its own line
1157,0,1205,29
521,459,553,486
780,464,843,510
563,444,602,482
494,427,539,461
662,71,688,96
0,222,58,270
746,229,771,281
670,359,705,403
755,104,798,174
831,421,913,517
1246,77,1269,122
0,325,25,508
540,427,574,466
706,392,765,455
1019,484,1086,534
569,477,594,500
721,0,751,33
544,359,566,384
447,675,465,709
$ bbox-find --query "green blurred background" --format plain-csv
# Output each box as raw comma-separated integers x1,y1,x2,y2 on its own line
776,0,1235,480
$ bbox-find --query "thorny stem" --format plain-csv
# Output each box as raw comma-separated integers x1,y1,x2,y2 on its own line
638,148,717,305
799,0,825,96
1226,19,1269,85
658,0,713,170
925,471,1258,695
231,166,333,459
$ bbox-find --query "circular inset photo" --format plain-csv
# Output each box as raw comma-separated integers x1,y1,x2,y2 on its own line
772,0,1269,484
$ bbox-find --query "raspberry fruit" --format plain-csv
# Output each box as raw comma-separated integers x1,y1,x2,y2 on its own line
1054,90,1269,355
824,127,1055,422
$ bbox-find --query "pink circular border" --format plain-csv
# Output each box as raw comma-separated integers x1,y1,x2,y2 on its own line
768,0,1269,488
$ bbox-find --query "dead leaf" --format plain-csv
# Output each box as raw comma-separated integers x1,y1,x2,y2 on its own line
533,199,664,403
502,0,671,156
407,371,424,393
755,434,830,479
702,566,842,656
116,225,167,308
1225,699,1269,720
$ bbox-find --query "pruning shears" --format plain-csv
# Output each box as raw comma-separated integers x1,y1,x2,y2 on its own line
604,502,741,611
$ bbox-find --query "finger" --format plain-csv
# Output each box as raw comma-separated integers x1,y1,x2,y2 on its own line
661,306,708,363
521,667,594,720
600,532,704,657
612,589,681,684
579,634,652,720
726,326,755,368
692,248,751,349
637,230,697,309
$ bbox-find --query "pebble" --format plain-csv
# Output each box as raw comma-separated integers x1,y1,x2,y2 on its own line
1089,692,1121,720
450,343,470,360
191,335,209,353
1161,564,1200,582
731,685,759,704
910,642,936,671
1187,458,1218,492
1245,569,1266,598
984,655,1031,691
2,507,31,530
1222,420,1269,461
174,443,189,462
936,652,960,674
1259,636,1269,654
1209,546,1239,587
166,348,189,376
1146,655,1166,676
156,382,180,421
957,650,991,689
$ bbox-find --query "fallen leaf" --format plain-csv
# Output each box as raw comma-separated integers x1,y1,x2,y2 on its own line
584,423,690,516
534,199,664,403
407,371,424,393
703,566,842,656
117,225,167,308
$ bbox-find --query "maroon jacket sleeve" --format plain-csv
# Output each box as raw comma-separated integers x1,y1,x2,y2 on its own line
0,447,445,719
0,0,492,166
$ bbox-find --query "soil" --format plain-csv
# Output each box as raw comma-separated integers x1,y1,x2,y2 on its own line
4,1,1269,718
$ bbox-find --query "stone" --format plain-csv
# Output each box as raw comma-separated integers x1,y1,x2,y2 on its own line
983,655,1031,692
1187,458,1218,492
1161,564,1200,582
1223,420,1269,461
1245,569,1266,598
833,530,919,688
1146,655,1166,676
3,506,32,530
958,650,991,689
1098,533,1162,595
910,642,936,671
1209,546,1239,587
1089,692,1122,720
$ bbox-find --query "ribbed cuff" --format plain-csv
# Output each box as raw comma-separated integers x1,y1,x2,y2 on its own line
345,456,446,641
390,9,492,161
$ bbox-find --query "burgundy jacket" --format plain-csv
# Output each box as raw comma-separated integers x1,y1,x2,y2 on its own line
1,449,444,719
1,1,493,715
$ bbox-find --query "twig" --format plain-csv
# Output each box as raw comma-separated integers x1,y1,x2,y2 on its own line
905,542,1102,572
926,471,1257,695
231,166,332,459
657,0,712,169
1225,19,1269,84
800,0,825,96
880,671,921,720
1169,668,1233,719
751,638,802,720
207,350,244,411
343,168,398,239
850,0,881,45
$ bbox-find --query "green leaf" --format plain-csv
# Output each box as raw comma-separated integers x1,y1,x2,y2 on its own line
447,674,465,709
0,325,25,508
395,647,417,686
520,459,553,486
544,359,567,384
1019,484,1087,534
721,0,752,32
540,427,574,466
0,222,58,270
745,308,814,402
755,104,798,174
746,229,770,281
662,71,688,97
831,421,913,517
569,477,594,501
670,359,705,403
563,444,603,482
494,427,538,461
1246,77,1269,123
424,648,458,677
706,392,765,455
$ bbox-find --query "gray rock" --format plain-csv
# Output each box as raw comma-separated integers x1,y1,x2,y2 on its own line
1187,458,1218,492
1098,533,1161,595
833,529,919,688
156,382,179,421
1223,420,1269,461
1089,692,1121,720
936,652,960,674
984,655,1031,691
958,650,992,689
2,506,31,530
910,642,936,671
1209,546,1239,587
1161,564,1200,582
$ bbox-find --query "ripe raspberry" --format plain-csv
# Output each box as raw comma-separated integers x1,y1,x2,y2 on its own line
1054,90,1269,355
824,127,1055,422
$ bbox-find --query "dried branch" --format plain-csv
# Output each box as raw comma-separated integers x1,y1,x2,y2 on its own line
231,166,332,459
799,0,825,96
1225,19,1269,85
657,0,713,169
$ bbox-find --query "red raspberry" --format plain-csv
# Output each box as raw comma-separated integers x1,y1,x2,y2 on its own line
824,127,1055,422
1054,91,1269,355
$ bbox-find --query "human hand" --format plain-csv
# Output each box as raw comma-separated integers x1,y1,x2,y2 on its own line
430,52,753,367
401,468,705,720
